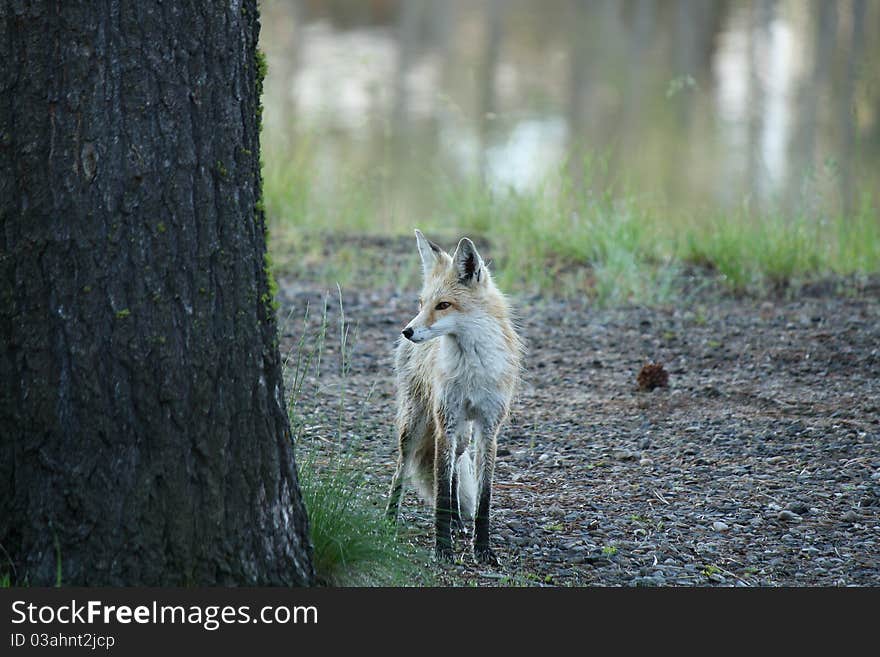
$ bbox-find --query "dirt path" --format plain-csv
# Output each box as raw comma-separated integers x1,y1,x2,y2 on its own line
277,265,880,586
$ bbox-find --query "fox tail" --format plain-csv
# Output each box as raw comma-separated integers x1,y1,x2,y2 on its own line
456,451,477,521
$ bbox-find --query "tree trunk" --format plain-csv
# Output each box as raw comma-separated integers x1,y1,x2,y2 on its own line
0,0,314,586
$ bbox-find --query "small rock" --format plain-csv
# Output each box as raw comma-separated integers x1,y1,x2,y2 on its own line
712,521,730,532
629,575,665,587
841,510,861,523
639,457,654,467
583,551,611,563
786,501,810,515
538,453,550,462
786,421,805,436
777,510,801,522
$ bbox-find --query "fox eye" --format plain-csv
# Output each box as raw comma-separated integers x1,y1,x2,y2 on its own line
434,301,451,310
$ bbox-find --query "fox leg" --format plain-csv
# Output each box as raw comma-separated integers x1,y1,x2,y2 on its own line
385,452,405,523
473,417,502,566
386,420,416,523
433,408,462,562
433,430,454,561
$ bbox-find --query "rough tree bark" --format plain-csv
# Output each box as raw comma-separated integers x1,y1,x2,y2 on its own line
0,0,314,585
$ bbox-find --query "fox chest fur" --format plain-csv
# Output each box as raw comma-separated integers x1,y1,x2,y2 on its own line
399,326,515,425
435,323,515,423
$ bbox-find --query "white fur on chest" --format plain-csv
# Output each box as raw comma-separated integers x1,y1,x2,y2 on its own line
435,317,511,421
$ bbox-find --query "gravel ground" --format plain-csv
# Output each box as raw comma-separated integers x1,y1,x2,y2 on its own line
276,246,880,587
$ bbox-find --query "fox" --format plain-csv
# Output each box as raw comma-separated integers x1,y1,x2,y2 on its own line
385,229,523,564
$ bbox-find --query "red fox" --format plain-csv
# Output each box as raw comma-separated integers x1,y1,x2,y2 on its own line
385,230,523,564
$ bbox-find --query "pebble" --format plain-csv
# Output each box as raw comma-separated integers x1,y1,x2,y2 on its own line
712,521,730,532
629,575,666,587
842,510,861,523
777,510,801,522
786,501,810,515
640,457,654,467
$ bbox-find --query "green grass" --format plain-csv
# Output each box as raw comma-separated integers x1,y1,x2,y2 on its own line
262,136,880,303
297,450,425,586
680,200,880,292
284,297,430,586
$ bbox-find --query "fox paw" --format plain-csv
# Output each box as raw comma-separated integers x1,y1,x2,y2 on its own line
474,546,500,567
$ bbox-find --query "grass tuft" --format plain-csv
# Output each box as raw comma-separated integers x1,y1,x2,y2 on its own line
297,450,422,586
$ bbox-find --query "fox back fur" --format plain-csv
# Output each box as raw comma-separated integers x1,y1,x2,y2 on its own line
385,230,522,564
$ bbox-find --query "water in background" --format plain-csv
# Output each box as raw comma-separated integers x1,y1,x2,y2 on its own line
260,0,879,227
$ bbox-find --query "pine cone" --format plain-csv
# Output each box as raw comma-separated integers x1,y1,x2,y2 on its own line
637,362,669,391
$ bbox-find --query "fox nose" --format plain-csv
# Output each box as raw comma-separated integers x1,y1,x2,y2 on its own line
402,327,414,340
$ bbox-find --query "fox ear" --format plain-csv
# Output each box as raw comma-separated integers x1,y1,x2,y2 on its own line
415,229,443,278
452,237,483,285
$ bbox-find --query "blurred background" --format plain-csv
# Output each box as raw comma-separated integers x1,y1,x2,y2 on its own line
259,0,879,297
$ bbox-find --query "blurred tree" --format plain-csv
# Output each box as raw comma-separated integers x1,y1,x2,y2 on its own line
393,0,422,128
478,0,504,180
0,1,314,585
747,0,774,206
799,0,837,182
839,0,866,214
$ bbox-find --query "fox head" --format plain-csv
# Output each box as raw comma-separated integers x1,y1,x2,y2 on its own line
401,229,494,344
